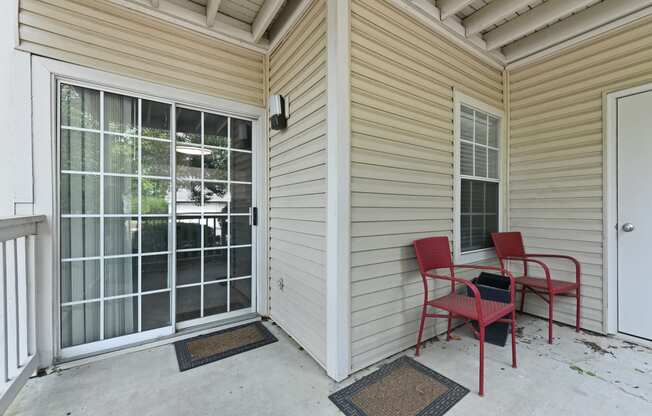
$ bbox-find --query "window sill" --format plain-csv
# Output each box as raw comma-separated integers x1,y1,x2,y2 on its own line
455,247,497,265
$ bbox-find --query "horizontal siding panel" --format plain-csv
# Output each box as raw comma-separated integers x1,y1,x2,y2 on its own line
508,16,652,333
18,0,263,105
349,0,503,371
268,0,327,367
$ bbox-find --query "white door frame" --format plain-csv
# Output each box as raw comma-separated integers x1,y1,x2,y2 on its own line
31,56,268,364
604,82,652,335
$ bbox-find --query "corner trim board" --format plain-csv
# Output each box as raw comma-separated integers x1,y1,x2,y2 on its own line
326,0,352,382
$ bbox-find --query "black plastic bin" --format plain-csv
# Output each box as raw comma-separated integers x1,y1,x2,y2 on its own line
466,272,512,347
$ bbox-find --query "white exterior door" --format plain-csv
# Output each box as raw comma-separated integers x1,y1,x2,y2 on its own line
617,90,652,341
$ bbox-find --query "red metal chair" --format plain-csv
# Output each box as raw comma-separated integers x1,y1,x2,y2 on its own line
491,231,581,344
413,236,517,396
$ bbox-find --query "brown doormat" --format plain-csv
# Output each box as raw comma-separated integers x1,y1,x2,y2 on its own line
174,322,277,371
329,356,468,416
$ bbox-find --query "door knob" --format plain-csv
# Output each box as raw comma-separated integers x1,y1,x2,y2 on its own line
622,223,635,232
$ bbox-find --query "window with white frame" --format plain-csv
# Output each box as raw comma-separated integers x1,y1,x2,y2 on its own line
458,103,501,254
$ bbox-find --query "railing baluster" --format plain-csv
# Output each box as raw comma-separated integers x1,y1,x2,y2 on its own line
13,238,20,370
27,235,36,357
1,241,8,383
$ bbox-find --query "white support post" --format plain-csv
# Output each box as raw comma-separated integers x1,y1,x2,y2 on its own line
326,0,351,382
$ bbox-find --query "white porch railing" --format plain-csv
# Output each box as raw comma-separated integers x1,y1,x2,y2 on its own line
0,215,45,414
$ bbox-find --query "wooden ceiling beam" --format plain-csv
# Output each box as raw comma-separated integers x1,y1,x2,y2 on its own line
206,0,222,27
437,0,476,20
463,0,533,36
252,0,285,42
484,0,598,50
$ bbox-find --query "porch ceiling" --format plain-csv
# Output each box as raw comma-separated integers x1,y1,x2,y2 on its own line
415,0,652,63
107,0,289,50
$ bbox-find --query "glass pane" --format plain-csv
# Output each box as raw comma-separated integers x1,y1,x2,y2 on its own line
204,216,228,247
230,216,251,246
176,148,202,179
142,217,169,253
230,184,251,214
104,93,138,135
474,112,487,145
460,214,471,252
104,134,138,174
460,106,474,141
104,257,138,297
61,260,100,303
231,118,252,150
488,149,499,179
142,292,170,331
474,146,487,178
104,296,138,339
204,282,227,316
204,148,228,181
104,218,138,256
485,182,499,214
60,84,100,130
142,100,170,139
176,108,201,145
61,130,100,172
176,216,201,250
471,181,485,213
104,176,138,215
485,215,498,247
460,179,471,214
471,215,486,251
204,249,227,281
142,254,169,292
204,183,228,214
205,113,228,147
176,181,202,214
176,251,201,285
142,139,171,176
230,278,251,311
460,142,473,176
61,302,100,348
60,174,100,215
176,286,200,322
230,247,251,278
231,151,252,182
60,218,100,259
488,116,499,148
142,179,171,215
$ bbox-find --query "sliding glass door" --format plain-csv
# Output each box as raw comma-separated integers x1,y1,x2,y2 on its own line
174,108,254,327
58,82,256,356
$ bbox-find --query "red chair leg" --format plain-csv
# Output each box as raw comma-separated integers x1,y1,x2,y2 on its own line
519,285,526,312
415,304,427,356
576,287,581,333
511,309,517,368
479,325,485,396
446,312,452,341
548,294,555,344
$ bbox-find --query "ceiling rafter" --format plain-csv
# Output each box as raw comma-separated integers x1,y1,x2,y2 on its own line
463,0,533,36
483,0,598,50
437,0,476,20
503,0,652,61
252,0,285,42
206,0,222,27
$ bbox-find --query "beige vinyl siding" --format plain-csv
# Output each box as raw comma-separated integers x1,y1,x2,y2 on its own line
268,0,327,367
349,0,503,372
508,16,652,333
17,0,264,106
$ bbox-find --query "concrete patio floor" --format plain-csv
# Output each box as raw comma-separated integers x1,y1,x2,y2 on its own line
7,315,652,415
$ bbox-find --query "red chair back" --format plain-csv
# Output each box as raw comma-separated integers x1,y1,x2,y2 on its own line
413,236,453,275
491,232,526,259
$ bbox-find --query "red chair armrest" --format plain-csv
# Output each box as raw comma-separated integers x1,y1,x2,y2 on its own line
500,256,554,291
524,254,581,284
425,271,483,319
